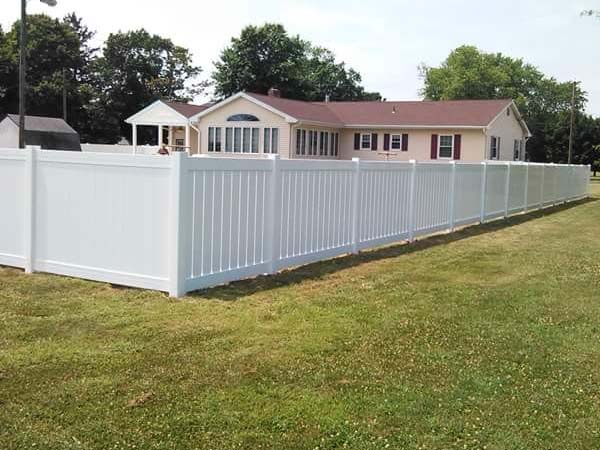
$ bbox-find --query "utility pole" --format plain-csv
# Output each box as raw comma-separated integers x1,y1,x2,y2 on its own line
18,0,28,149
18,0,58,149
62,68,68,122
568,80,576,164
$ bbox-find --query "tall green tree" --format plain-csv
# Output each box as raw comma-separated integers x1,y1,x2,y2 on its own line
213,23,380,101
420,45,592,162
0,14,83,118
92,29,205,143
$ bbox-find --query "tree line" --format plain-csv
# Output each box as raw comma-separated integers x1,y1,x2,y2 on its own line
0,16,598,167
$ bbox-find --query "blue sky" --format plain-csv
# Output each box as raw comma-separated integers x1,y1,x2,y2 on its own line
3,0,600,116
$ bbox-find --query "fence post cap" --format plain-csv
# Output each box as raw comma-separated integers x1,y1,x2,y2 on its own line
267,154,280,160
351,157,360,162
409,159,416,164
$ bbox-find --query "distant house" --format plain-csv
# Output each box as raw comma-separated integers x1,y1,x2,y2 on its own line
0,114,81,151
126,89,531,161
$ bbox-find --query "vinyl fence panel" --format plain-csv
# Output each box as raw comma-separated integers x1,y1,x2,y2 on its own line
0,149,27,268
0,148,591,297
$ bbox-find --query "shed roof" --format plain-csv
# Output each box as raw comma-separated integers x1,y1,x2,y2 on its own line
6,114,78,134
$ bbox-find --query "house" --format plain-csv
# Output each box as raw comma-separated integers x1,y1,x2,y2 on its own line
126,88,531,161
0,114,81,151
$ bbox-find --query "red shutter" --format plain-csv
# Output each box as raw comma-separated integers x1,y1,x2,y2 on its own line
354,133,360,150
430,134,438,159
402,133,409,152
383,133,390,151
453,134,461,160
371,133,378,151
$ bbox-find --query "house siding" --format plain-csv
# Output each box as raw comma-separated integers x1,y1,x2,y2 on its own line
0,119,18,148
485,106,528,161
339,128,486,162
194,97,291,158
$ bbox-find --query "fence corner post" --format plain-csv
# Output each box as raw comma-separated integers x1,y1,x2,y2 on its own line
24,146,39,274
588,164,592,198
168,151,187,298
267,154,281,274
350,157,361,254
479,161,488,223
523,162,529,213
448,161,457,232
408,159,417,242
503,161,511,218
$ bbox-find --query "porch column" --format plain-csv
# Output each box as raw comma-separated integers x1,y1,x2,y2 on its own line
158,125,163,148
132,124,138,154
168,126,173,148
185,124,191,154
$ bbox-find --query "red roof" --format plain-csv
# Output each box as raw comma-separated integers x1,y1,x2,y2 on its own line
164,101,213,118
246,93,344,125
246,93,513,128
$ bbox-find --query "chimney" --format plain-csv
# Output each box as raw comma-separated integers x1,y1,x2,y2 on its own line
268,87,281,98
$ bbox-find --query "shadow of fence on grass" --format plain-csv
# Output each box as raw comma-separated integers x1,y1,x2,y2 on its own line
188,197,597,302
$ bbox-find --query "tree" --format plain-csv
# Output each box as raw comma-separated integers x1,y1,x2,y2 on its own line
92,29,205,143
213,23,380,101
420,45,590,162
0,14,83,118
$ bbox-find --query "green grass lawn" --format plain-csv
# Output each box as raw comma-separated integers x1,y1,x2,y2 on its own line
1,183,600,450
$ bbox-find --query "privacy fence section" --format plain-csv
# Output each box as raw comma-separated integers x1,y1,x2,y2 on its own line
0,148,591,297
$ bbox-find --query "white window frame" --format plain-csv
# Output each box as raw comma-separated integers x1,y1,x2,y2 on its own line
513,139,520,161
391,134,402,151
438,135,454,159
361,133,372,150
490,136,499,160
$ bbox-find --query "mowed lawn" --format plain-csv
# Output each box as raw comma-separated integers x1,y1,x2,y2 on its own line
1,181,600,450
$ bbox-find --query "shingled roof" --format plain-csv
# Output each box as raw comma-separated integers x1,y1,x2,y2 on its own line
246,95,513,128
163,101,213,118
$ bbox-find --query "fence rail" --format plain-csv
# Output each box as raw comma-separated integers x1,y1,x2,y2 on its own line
0,148,591,297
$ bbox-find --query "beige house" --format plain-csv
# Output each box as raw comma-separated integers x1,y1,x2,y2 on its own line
126,89,531,161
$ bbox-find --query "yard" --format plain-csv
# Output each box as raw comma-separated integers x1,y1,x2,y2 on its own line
1,179,599,450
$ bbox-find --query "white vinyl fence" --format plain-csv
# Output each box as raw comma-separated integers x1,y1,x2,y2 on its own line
0,148,591,297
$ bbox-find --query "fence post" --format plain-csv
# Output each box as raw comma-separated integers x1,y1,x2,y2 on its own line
267,154,281,274
407,160,417,242
523,162,529,213
550,163,557,206
448,161,456,231
351,157,361,254
479,161,488,223
23,146,39,273
539,164,545,209
503,162,511,218
588,164,592,197
168,151,187,297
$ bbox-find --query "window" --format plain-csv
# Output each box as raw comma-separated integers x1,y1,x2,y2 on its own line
311,130,318,155
242,128,251,153
308,130,314,155
264,128,271,154
490,136,500,160
361,133,371,150
175,139,184,152
225,128,233,152
391,134,402,150
234,128,241,152
208,127,223,152
227,114,259,122
513,139,520,160
296,129,301,155
301,130,306,155
329,132,335,156
334,133,339,156
251,128,259,153
323,132,329,156
438,135,454,159
263,128,279,154
208,127,214,152
271,128,279,154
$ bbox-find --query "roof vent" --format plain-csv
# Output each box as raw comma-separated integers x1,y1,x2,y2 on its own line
268,87,281,98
